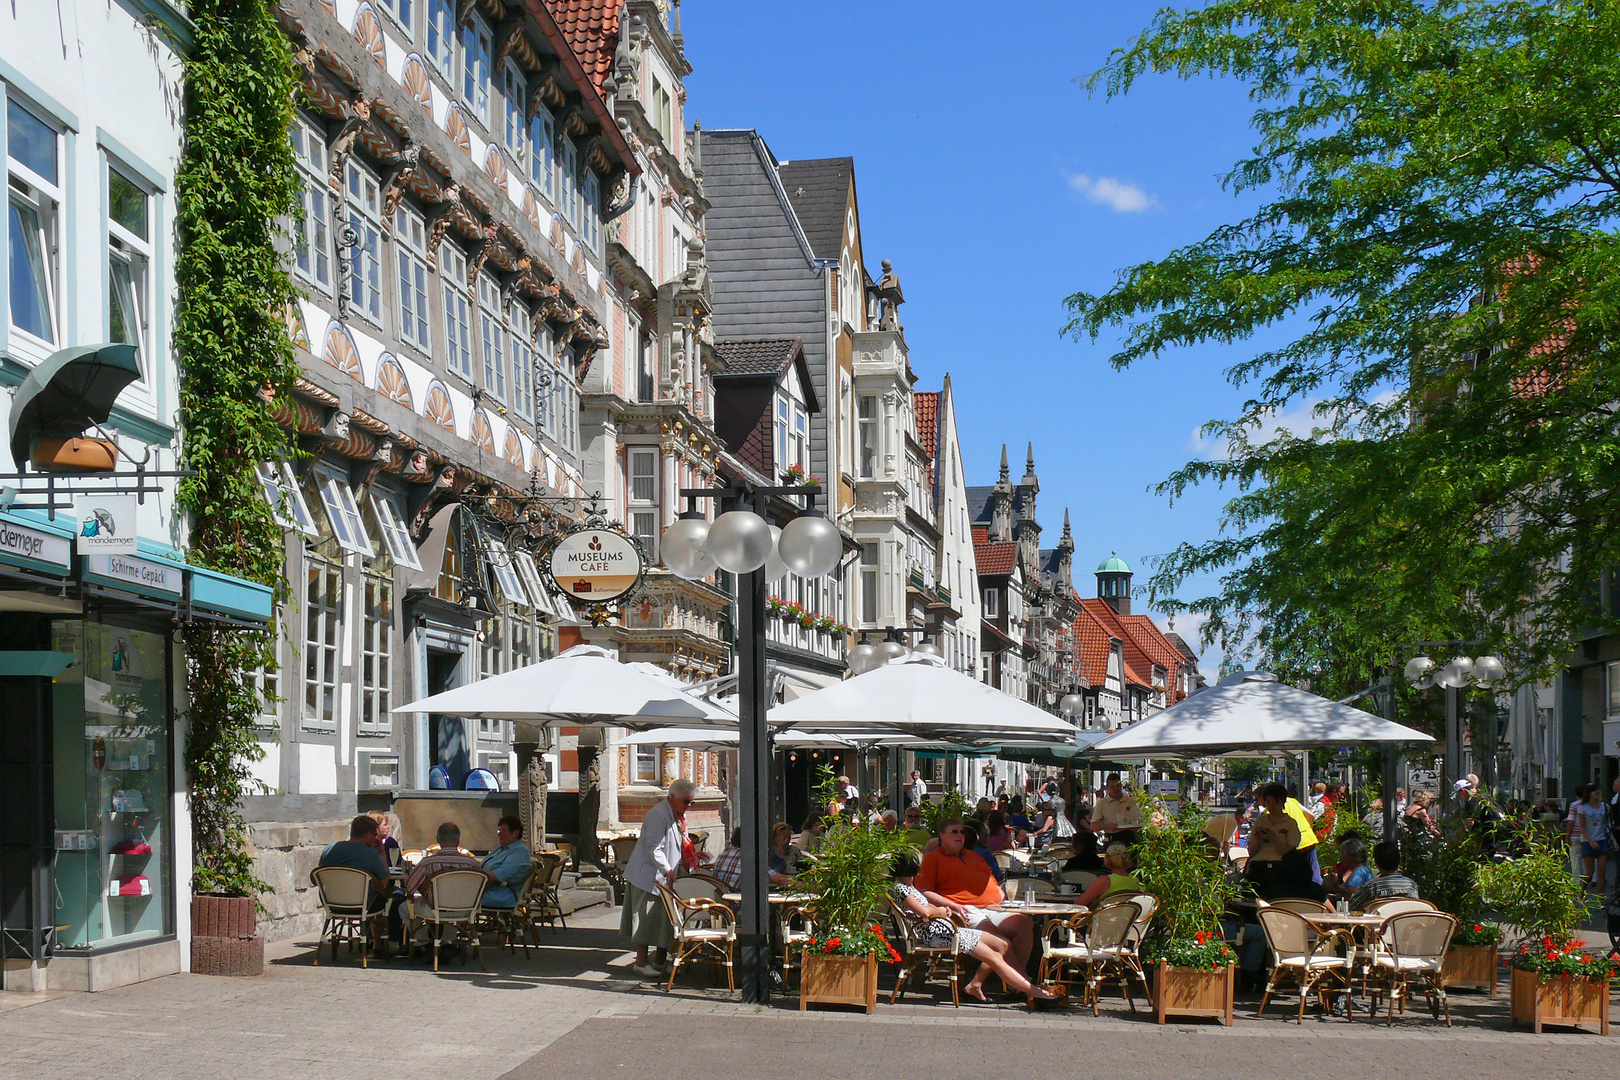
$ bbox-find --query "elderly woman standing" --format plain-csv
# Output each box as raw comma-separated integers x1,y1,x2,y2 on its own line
622,778,698,979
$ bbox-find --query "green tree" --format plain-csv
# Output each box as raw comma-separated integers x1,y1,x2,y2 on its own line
175,1,301,897
1067,1,1620,685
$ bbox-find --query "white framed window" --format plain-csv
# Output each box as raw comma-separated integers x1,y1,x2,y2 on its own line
425,0,454,74
253,653,280,729
634,744,659,783
478,273,507,403
582,170,601,254
510,303,534,421
559,139,579,230
635,330,654,403
442,243,473,379
860,543,879,624
502,61,526,164
485,540,530,608
7,98,63,349
528,102,555,202
535,323,556,437
983,588,998,617
289,114,332,293
359,575,393,735
394,204,430,351
106,162,152,379
628,448,658,558
344,159,383,325
257,462,318,536
368,491,423,570
857,395,879,478
316,472,374,556
775,387,808,475
514,551,551,617
377,0,413,38
557,366,579,453
478,617,506,739
303,558,342,728
458,15,493,129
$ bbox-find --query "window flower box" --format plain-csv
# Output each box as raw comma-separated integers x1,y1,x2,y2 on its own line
1509,967,1610,1034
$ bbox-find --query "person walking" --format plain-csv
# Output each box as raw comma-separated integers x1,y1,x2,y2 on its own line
621,778,698,980
906,770,927,809
1575,784,1612,891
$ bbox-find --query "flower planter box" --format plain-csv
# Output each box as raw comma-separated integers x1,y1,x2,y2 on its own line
1509,967,1610,1035
1154,961,1234,1025
190,895,263,977
1443,944,1498,995
800,951,878,1014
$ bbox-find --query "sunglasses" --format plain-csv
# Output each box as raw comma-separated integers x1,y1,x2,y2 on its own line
943,828,964,835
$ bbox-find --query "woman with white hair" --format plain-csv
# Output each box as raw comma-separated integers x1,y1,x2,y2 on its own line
622,778,699,979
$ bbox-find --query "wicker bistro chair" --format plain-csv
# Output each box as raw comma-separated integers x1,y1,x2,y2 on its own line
310,866,376,967
406,869,488,972
886,896,962,1006
523,851,569,935
1367,912,1458,1026
1262,897,1336,916
1255,907,1353,1022
1040,900,1145,1014
1004,876,1058,902
478,862,541,955
656,881,736,992
1363,897,1437,917
1058,870,1099,891
779,901,817,978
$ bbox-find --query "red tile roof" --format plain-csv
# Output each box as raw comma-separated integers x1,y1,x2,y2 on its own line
1077,598,1156,689
915,391,938,459
545,0,620,99
1072,605,1114,685
974,536,1017,576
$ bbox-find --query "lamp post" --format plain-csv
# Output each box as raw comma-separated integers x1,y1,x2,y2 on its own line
1402,644,1507,816
664,481,841,1004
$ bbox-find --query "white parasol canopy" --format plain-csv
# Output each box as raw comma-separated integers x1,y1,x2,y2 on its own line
615,727,853,752
1085,671,1436,758
392,643,735,727
766,653,1076,741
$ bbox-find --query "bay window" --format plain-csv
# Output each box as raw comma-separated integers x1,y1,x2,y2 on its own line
857,395,879,478
860,543,879,624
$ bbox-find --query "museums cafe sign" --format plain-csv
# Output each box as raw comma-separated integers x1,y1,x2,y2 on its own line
546,528,643,605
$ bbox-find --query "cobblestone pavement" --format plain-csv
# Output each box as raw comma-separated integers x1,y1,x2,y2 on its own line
1,907,1614,1080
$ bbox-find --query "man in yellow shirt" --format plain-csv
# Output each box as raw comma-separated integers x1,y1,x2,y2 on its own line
1258,781,1320,882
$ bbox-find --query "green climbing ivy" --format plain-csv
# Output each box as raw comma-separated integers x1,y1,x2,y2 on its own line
174,1,301,898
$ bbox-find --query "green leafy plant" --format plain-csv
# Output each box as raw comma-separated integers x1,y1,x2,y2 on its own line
804,925,903,964
1510,938,1619,982
917,786,970,836
791,765,910,954
1478,826,1588,948
1454,921,1504,948
1148,929,1234,970
1398,810,1485,925
1132,792,1241,959
175,1,301,898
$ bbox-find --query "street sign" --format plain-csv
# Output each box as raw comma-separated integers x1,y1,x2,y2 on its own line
546,528,642,603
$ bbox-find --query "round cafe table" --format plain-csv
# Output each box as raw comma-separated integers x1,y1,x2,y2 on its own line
999,900,1090,968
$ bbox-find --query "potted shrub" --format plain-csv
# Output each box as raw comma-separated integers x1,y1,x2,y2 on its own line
792,767,910,1013
1133,796,1240,1025
1401,809,1501,994
1479,831,1613,1034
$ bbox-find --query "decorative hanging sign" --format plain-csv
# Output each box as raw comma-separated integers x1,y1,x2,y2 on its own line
75,493,139,554
546,528,643,603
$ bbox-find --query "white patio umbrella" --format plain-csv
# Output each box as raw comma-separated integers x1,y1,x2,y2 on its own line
766,653,1076,741
1085,671,1436,758
392,643,735,728
615,726,854,752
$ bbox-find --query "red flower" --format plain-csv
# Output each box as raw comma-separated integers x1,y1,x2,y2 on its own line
1542,936,1555,948
1221,947,1230,955
1473,924,1482,933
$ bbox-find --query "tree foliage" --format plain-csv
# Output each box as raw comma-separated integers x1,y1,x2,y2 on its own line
1067,1,1620,686
175,1,301,896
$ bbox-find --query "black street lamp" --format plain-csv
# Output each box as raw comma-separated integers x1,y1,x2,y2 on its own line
662,481,841,1003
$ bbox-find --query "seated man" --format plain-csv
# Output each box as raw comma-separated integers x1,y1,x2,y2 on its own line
404,821,484,907
914,818,1033,977
317,814,393,946
712,828,744,891
480,815,533,909
899,805,931,847
1350,840,1420,911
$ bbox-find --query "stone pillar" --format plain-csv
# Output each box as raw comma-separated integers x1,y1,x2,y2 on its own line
516,741,549,851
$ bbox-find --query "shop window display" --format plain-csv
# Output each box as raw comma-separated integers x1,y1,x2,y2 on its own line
51,623,173,949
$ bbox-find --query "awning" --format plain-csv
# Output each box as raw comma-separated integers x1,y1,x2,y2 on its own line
79,537,273,625
8,344,141,466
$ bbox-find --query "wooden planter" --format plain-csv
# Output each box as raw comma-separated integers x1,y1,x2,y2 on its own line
1154,961,1235,1025
190,895,264,978
800,951,878,1014
1509,967,1610,1035
1442,944,1499,995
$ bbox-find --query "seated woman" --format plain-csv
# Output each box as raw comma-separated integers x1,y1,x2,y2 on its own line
796,814,827,854
1072,843,1142,909
891,852,1060,1005
1061,806,1105,873
983,810,1017,852
768,822,799,886
1324,835,1372,901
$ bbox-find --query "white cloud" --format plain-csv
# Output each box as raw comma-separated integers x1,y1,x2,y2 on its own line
1187,391,1399,462
1067,173,1159,213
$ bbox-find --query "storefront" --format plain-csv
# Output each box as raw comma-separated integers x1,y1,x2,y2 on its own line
0,510,272,992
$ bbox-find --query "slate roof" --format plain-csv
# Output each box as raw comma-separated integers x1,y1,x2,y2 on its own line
714,338,802,377
915,391,939,459
966,483,1030,525
1163,631,1201,665
777,157,853,261
545,1,620,98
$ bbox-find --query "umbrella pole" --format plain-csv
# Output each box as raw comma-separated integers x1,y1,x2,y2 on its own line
736,559,773,1004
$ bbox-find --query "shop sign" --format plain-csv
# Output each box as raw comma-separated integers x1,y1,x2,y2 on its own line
0,515,71,571
85,553,183,597
546,529,642,603
75,493,138,554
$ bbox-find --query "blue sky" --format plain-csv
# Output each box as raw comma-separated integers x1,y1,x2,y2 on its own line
685,2,1281,672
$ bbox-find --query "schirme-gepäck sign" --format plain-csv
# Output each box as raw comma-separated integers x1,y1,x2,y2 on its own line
547,529,641,603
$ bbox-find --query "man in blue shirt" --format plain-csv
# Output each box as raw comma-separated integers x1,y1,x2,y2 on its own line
318,815,393,948
480,815,533,909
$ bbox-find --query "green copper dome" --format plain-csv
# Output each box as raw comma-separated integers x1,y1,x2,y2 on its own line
1096,552,1131,574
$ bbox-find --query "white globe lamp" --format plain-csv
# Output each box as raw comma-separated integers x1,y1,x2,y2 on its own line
763,525,789,584
1436,656,1475,690
1403,655,1435,690
778,512,843,577
847,642,879,675
660,514,715,580
706,510,772,574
